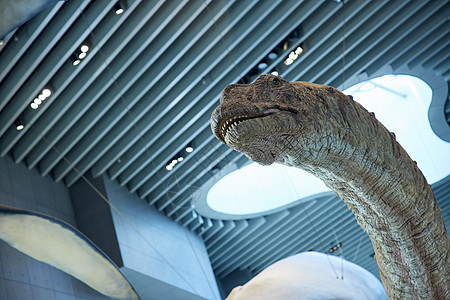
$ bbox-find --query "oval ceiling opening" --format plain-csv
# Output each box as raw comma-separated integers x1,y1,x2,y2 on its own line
203,74,450,219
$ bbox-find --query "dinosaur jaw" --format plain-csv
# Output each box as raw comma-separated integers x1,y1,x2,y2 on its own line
217,108,280,144
217,111,298,166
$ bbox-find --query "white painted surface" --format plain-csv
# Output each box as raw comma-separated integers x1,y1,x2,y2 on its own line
0,211,138,299
226,252,387,300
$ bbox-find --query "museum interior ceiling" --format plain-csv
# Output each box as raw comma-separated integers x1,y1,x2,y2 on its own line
0,0,449,288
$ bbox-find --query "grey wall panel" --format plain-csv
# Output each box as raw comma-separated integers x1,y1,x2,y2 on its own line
102,174,220,300
0,155,109,299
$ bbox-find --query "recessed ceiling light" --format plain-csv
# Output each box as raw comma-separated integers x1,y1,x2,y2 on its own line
186,146,193,153
166,165,173,171
38,94,46,101
42,89,51,97
79,52,87,59
34,98,42,105
80,45,89,53
73,59,81,66
178,157,183,162
268,52,277,60
30,103,39,109
258,62,268,70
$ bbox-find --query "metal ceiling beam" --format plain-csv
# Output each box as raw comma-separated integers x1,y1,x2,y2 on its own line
206,220,248,251
161,150,244,219
160,146,234,215
237,200,339,270
0,0,87,114
391,22,450,70
325,1,445,87
27,0,173,173
283,0,389,82
112,0,322,198
35,0,189,176
0,2,63,83
213,203,309,274
252,208,355,272
365,9,449,76
49,1,204,182
132,125,218,197
208,217,266,258
58,0,244,185
136,128,221,198
303,0,417,84
6,0,142,164
423,47,450,70
0,0,92,142
88,0,270,181
408,33,450,70
203,219,225,243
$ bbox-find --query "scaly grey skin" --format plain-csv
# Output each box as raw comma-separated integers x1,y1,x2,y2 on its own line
210,74,450,300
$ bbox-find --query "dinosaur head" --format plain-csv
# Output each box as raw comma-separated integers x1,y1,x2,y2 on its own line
211,74,333,165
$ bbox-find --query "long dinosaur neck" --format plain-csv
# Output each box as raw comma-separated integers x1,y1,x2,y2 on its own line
284,97,450,299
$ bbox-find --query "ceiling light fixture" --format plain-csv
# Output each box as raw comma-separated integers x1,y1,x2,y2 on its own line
72,44,89,66
258,62,268,70
328,242,342,253
42,89,51,97
284,46,303,66
268,52,278,60
80,44,89,53
15,118,24,131
30,87,52,110
114,3,124,14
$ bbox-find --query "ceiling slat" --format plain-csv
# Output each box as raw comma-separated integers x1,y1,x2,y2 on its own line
7,0,143,166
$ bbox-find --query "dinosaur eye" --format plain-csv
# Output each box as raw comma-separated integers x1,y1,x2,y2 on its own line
272,78,280,85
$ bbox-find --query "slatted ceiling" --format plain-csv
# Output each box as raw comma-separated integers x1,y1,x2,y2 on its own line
0,0,448,287
207,217,267,257
391,24,448,71
135,127,218,198
15,1,144,171
284,0,386,82
367,13,447,77
330,1,449,86
0,0,85,114
97,0,301,187
55,0,197,184
313,0,418,85
0,5,61,83
0,0,107,146
20,0,148,168
152,144,233,209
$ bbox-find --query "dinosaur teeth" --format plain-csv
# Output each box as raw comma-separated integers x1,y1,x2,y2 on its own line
220,115,250,141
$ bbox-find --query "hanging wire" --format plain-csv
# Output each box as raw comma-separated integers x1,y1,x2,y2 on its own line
339,0,347,280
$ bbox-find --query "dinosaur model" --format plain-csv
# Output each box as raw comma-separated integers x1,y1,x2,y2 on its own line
210,74,450,299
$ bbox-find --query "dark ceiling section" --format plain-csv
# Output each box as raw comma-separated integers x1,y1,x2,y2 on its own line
0,0,449,281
